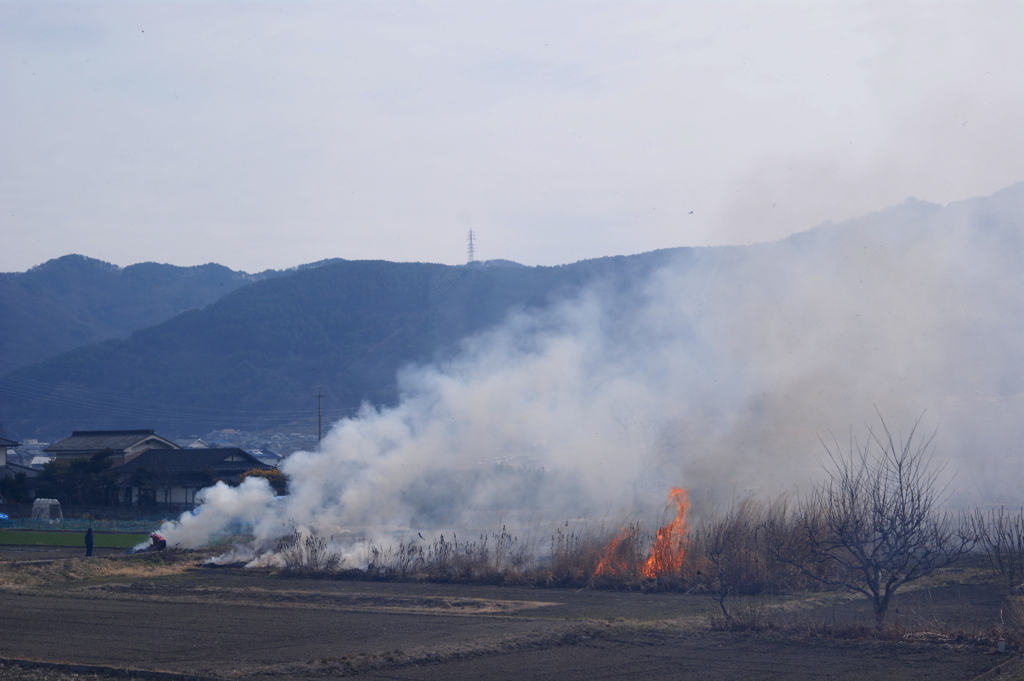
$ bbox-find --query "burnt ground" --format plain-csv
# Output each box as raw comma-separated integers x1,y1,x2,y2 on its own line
0,558,1020,681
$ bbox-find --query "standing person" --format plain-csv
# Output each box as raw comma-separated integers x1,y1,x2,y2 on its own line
84,528,94,557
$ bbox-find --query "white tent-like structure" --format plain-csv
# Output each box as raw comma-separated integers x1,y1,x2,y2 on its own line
31,498,62,520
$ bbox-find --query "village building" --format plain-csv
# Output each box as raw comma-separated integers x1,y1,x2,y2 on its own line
173,437,210,449
10,439,49,467
10,429,277,510
0,436,39,495
44,430,180,466
115,447,274,508
251,448,284,467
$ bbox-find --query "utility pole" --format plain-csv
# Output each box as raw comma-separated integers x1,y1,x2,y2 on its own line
314,385,324,445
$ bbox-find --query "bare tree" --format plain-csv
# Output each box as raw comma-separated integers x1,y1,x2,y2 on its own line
973,506,1024,592
771,414,973,629
694,498,764,623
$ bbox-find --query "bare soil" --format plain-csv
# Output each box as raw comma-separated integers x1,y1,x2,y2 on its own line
0,554,1018,681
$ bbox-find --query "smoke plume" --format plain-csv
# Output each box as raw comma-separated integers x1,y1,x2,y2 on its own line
159,184,1024,553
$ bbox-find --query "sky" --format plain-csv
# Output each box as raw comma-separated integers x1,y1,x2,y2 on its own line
3,1,1024,273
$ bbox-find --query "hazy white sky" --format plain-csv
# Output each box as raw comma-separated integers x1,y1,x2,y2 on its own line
3,1,1023,273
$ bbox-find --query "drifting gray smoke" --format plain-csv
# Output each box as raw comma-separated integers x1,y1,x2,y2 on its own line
160,183,1024,554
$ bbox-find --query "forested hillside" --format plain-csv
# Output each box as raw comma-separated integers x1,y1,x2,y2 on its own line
4,182,1022,445
0,251,685,439
0,255,273,375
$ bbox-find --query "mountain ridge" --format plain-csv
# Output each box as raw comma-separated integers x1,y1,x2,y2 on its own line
0,248,692,438
2,183,1023,441
0,254,287,375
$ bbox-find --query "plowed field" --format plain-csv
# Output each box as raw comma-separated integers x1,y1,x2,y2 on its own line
0,553,1017,680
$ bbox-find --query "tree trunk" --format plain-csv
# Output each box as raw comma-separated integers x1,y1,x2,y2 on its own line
873,596,890,630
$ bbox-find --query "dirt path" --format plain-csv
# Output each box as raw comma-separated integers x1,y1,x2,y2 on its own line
0,567,1010,680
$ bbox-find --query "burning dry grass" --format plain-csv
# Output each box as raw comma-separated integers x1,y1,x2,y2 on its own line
0,549,214,588
641,487,690,578
268,491,815,600
363,526,532,583
259,501,808,609
252,489,1024,651
541,490,808,596
353,519,685,589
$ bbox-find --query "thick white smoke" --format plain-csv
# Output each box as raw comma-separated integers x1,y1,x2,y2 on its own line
159,184,1024,553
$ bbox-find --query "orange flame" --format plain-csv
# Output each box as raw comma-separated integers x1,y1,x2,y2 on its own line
641,487,690,578
593,525,640,578
592,487,690,580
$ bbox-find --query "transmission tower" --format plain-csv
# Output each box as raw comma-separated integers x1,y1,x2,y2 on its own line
313,385,324,445
467,229,477,263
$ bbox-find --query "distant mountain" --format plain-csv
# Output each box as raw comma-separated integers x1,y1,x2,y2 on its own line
0,251,686,439
0,255,276,375
2,182,1022,445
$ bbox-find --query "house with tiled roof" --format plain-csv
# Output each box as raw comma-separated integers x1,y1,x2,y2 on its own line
116,447,274,507
173,437,210,449
44,430,179,466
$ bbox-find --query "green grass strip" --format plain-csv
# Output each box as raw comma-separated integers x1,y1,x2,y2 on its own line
0,530,149,549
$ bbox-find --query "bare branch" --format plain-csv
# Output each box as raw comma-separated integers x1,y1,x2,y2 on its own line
766,413,972,629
